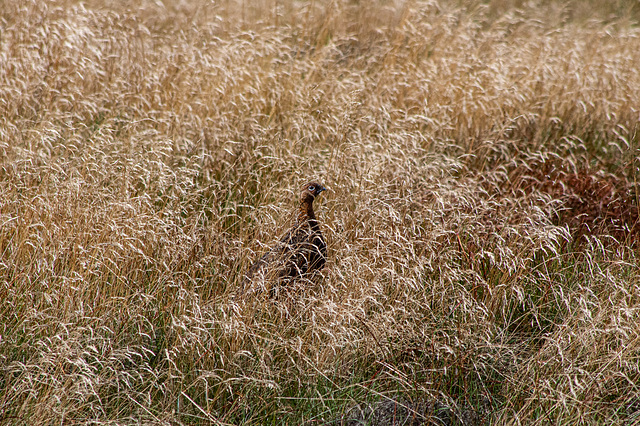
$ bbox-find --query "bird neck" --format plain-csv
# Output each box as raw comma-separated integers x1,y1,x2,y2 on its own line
298,199,316,223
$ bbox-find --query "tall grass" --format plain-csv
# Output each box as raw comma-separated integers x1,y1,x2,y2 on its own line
1,0,639,424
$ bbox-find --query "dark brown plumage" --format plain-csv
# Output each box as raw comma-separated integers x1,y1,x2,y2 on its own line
242,181,327,293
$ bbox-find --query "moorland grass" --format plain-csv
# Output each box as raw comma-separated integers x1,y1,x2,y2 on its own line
1,0,639,424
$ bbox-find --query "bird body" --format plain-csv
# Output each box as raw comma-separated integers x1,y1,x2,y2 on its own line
242,182,327,294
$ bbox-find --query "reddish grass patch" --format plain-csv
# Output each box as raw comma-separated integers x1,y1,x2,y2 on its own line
519,159,639,246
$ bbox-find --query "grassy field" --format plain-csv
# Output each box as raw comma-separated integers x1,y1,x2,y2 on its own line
1,0,639,424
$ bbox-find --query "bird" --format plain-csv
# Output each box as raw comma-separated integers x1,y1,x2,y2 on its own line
241,181,327,295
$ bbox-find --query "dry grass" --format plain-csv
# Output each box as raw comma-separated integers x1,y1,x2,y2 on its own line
1,0,639,424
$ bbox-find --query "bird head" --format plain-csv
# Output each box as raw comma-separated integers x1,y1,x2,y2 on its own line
300,181,327,203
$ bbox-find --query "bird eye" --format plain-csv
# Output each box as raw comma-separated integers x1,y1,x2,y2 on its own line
308,186,315,191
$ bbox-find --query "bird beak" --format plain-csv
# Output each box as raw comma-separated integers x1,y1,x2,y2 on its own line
318,186,327,193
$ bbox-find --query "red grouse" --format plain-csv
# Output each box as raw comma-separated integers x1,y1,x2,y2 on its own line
242,182,327,292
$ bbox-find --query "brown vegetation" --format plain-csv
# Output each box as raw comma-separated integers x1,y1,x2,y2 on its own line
526,160,638,244
1,0,639,424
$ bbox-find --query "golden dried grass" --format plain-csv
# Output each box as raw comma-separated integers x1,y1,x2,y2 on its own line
1,0,639,424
